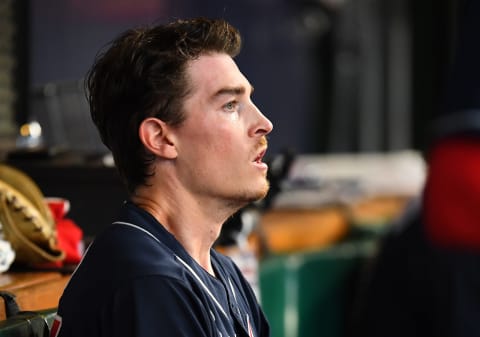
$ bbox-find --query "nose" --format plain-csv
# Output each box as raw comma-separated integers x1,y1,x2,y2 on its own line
250,104,273,137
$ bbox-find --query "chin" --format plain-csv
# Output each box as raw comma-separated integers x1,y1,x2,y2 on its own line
245,180,270,203
224,179,270,207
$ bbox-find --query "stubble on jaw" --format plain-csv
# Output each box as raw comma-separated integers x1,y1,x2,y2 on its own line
223,177,270,213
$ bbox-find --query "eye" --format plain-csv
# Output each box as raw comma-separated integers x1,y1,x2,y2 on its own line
223,101,238,113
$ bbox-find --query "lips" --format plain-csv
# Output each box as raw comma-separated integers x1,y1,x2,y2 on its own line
253,148,267,163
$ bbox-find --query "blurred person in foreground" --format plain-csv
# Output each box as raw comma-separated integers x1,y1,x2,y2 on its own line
52,17,273,337
353,1,480,336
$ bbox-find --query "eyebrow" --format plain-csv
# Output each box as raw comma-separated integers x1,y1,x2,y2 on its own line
212,84,255,99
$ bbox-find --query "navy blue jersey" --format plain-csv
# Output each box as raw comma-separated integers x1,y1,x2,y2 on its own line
53,202,270,337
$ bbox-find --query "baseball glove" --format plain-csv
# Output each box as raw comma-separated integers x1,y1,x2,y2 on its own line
0,164,65,265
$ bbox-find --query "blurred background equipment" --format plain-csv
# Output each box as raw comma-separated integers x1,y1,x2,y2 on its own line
0,164,65,266
352,1,480,337
26,80,109,157
0,0,28,154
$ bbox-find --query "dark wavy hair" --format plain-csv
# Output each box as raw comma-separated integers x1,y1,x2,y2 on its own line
86,18,242,194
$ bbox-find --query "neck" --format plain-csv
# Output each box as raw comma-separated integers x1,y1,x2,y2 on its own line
131,184,238,276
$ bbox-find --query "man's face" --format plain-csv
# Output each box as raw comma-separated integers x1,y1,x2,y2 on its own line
173,52,273,207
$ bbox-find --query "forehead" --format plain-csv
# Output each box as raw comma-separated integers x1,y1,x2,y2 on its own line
185,53,251,97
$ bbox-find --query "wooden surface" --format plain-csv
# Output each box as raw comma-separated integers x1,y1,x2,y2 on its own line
260,207,349,253
0,272,70,320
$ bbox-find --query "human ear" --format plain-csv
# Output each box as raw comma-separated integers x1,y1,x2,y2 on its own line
138,118,178,159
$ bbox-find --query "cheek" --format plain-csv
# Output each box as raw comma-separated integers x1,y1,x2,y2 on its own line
180,116,245,161
203,124,236,152
212,128,242,159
